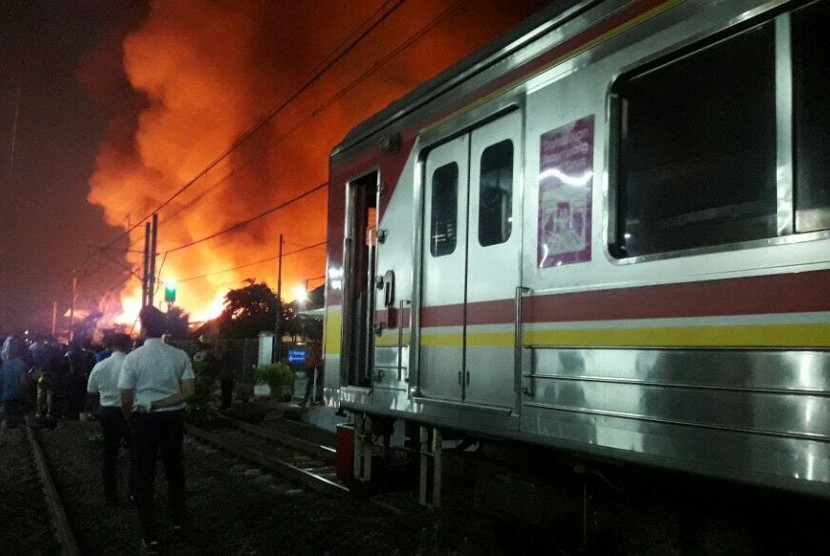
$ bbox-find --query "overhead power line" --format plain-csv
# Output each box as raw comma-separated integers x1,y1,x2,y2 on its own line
95,0,454,268
82,0,460,304
164,182,327,254
160,0,462,234
91,0,404,260
178,241,326,283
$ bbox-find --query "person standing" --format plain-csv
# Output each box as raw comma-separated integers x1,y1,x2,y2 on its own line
119,307,194,553
86,333,133,505
301,341,322,408
217,342,234,411
1,336,29,440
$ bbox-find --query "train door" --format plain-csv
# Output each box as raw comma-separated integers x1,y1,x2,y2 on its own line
341,171,378,388
419,111,522,407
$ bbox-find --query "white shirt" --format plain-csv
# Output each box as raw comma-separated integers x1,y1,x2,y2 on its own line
118,338,195,412
87,351,127,407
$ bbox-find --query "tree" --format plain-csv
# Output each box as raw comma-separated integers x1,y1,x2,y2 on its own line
164,306,191,340
218,278,293,339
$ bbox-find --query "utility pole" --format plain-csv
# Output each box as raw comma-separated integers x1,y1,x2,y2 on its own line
68,271,78,342
51,301,57,338
274,233,284,363
142,221,151,307
148,213,158,307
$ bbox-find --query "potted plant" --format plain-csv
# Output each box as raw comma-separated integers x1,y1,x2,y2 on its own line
254,362,294,400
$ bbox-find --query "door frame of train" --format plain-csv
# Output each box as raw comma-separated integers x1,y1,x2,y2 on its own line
341,169,380,389
411,95,526,412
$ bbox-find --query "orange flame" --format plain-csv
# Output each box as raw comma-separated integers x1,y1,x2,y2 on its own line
86,0,546,326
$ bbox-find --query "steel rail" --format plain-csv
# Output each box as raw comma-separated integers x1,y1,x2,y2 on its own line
184,423,349,496
215,414,336,462
25,420,81,556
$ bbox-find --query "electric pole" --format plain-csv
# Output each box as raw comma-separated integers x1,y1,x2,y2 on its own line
142,221,151,306
274,233,284,363
148,213,158,307
68,271,78,342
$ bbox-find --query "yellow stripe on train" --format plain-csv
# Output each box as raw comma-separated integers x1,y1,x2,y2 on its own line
418,324,830,349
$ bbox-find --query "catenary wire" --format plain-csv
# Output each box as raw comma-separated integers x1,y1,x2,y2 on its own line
177,241,326,283
87,0,404,261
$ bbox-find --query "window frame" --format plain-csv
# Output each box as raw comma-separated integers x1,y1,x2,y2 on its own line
477,138,515,248
605,8,830,264
429,161,461,257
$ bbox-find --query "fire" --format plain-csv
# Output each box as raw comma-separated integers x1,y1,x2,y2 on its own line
86,0,547,326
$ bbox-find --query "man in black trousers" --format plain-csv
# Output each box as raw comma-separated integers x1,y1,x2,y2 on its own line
86,332,134,504
119,306,194,554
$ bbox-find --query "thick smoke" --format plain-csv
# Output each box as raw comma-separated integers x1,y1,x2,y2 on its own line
87,0,546,323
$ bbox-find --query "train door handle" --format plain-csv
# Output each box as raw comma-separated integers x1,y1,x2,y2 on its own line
457,371,462,385
466,371,470,386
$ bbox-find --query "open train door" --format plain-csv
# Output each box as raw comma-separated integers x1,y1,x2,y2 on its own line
419,110,522,408
341,171,378,389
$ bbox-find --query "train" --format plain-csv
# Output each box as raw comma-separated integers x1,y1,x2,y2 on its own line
321,0,830,503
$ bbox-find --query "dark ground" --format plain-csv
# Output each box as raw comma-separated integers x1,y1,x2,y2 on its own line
3,409,829,555
1,416,515,555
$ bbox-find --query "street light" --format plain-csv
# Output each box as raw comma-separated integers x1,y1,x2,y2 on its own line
293,282,308,303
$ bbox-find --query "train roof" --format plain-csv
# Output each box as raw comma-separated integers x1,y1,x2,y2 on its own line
332,0,594,161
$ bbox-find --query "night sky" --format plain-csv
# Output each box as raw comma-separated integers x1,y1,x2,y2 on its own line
0,0,549,335
1,0,147,331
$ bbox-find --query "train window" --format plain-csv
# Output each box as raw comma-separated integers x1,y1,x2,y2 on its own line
430,162,459,257
478,139,513,246
613,22,777,258
793,0,830,232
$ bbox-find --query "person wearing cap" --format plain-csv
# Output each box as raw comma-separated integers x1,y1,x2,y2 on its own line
118,306,194,552
87,332,134,505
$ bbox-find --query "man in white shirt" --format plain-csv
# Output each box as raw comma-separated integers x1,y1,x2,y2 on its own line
119,306,194,552
86,332,133,505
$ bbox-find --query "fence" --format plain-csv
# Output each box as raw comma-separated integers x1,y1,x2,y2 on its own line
170,337,309,386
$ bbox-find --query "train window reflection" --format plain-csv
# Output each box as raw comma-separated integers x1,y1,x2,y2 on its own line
793,1,830,232
613,22,777,258
478,139,513,247
430,162,459,256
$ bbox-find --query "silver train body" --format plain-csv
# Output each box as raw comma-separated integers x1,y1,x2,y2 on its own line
323,0,830,498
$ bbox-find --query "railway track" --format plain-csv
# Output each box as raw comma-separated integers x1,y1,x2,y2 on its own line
184,416,348,498
185,414,412,515
0,418,81,555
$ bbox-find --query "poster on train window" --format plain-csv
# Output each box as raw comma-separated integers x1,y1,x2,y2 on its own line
537,115,594,268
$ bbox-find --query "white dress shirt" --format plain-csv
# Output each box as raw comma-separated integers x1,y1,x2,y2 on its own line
118,338,195,412
87,351,126,407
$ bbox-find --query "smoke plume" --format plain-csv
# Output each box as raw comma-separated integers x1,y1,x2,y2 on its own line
86,0,547,323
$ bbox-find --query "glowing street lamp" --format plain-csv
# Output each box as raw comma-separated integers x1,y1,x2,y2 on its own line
293,283,308,303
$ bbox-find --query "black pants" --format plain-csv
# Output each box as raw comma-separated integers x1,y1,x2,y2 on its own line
98,406,133,500
130,410,186,539
220,377,233,410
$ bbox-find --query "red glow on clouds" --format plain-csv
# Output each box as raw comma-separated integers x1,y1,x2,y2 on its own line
86,0,547,324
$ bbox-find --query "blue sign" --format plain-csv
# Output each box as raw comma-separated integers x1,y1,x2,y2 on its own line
287,348,307,365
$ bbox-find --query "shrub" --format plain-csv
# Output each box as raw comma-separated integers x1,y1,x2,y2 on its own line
254,362,293,395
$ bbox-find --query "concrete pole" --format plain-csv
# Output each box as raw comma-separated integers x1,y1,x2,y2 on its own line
68,272,77,342
274,233,284,363
149,213,158,307
142,222,151,307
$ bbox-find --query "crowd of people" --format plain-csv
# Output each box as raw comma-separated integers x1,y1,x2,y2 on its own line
0,309,323,553
0,307,198,554
0,333,97,428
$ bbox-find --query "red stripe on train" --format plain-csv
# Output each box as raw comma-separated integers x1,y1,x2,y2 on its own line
415,270,830,327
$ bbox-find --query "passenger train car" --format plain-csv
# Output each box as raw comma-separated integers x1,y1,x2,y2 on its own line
323,0,830,500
